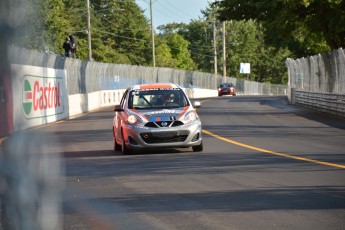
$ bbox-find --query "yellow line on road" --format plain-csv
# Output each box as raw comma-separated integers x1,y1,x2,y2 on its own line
202,129,345,169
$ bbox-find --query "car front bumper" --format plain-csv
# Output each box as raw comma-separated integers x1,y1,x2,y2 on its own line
123,121,202,150
221,89,235,95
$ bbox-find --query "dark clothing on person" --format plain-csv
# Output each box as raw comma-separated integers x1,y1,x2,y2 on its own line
69,35,77,54
63,38,71,57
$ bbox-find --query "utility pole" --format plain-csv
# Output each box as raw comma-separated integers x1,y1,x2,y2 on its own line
222,21,226,83
150,0,155,67
87,0,92,61
213,19,217,75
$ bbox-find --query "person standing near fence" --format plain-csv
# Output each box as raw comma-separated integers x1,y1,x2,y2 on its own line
62,37,71,57
69,35,77,58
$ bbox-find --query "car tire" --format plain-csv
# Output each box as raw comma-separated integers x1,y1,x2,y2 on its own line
192,141,203,152
121,131,131,155
113,128,121,152
114,138,121,152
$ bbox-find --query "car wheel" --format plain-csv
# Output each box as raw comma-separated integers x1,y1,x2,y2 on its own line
218,93,222,97
121,131,131,155
192,141,203,152
114,138,121,152
113,128,121,152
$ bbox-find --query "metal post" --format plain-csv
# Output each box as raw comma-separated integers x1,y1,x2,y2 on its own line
87,0,92,61
222,21,226,83
213,19,217,75
150,0,155,67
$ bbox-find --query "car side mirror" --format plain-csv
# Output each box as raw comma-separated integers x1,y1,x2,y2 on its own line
114,104,124,112
193,101,201,108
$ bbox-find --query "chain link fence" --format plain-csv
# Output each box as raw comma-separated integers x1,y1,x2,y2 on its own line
286,48,345,118
9,46,287,96
286,48,345,94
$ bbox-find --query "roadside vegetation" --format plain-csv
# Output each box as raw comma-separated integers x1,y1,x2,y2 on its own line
11,0,344,84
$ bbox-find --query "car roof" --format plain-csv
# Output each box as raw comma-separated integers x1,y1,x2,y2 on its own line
132,83,180,90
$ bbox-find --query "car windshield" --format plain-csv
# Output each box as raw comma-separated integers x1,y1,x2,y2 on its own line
128,88,189,109
220,83,233,88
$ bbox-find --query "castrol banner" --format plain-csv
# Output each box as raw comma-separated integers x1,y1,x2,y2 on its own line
11,64,68,131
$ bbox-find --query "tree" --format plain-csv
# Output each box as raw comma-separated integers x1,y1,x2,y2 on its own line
97,0,151,65
224,20,291,83
17,0,152,64
214,0,344,56
156,24,197,70
163,33,197,70
158,21,215,72
182,20,215,72
13,0,70,54
157,16,290,83
82,0,152,64
155,39,177,68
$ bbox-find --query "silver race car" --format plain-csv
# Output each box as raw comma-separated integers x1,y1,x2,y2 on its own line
113,83,203,154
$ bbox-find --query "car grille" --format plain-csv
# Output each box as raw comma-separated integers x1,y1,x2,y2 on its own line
140,130,190,144
145,120,184,128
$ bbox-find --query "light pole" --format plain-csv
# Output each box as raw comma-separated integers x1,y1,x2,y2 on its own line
150,0,155,67
213,18,217,75
85,2,123,62
222,21,226,83
86,0,92,61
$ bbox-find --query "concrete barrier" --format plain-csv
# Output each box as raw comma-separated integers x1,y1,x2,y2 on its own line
290,89,345,118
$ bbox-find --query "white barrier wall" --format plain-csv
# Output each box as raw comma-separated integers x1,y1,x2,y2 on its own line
68,90,126,118
184,88,218,99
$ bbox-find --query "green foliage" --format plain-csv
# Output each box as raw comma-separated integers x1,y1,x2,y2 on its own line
9,0,69,53
214,0,344,55
92,0,151,65
158,18,290,83
223,20,291,83
156,27,197,70
166,33,197,70
180,20,215,72
19,0,152,64
17,0,333,84
155,40,177,68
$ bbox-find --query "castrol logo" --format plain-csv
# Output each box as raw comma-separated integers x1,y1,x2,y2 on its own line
22,75,64,119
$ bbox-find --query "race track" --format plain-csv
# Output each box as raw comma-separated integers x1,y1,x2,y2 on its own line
2,95,345,230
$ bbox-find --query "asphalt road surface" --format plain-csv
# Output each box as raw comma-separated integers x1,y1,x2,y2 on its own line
1,95,345,230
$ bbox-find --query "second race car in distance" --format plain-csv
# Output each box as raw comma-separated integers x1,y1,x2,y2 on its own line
218,83,236,96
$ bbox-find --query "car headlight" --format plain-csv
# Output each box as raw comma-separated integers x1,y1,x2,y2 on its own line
127,114,143,125
183,111,199,123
